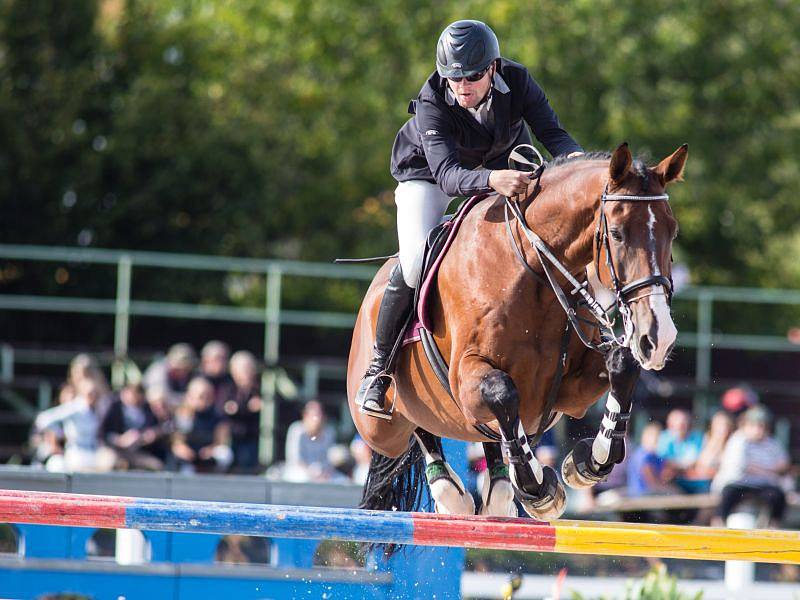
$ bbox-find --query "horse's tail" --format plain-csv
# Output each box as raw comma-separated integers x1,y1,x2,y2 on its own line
359,439,426,557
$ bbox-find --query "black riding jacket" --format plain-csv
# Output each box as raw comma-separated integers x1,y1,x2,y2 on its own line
390,58,582,197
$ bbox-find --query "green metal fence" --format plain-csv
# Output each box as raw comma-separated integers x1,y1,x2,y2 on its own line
2,244,800,456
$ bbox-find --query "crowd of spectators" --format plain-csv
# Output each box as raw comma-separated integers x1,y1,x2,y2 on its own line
565,385,795,526
26,352,796,525
29,344,372,483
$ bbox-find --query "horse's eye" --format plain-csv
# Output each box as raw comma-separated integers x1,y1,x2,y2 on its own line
610,228,623,242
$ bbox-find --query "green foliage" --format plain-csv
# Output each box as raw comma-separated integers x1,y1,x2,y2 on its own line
1,0,799,308
571,565,703,600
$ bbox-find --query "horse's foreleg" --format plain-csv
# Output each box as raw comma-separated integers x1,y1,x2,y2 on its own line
562,346,640,489
414,428,475,515
480,442,516,517
477,367,566,520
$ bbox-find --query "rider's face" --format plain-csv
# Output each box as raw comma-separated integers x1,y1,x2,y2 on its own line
447,65,494,109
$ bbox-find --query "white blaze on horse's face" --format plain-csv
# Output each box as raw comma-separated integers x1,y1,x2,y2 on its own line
604,193,679,371
603,142,688,371
620,203,678,371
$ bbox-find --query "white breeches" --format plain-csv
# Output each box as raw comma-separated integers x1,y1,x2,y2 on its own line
395,180,453,287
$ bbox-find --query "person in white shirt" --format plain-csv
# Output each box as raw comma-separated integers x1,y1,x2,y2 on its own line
34,379,113,472
712,405,790,525
284,400,336,482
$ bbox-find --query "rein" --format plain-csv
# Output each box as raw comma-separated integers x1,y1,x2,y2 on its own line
503,150,672,353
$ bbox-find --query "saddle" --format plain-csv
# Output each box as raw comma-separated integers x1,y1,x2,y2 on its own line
391,187,566,443
401,193,489,347
388,194,510,440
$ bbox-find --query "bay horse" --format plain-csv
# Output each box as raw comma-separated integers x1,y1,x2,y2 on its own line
347,142,688,520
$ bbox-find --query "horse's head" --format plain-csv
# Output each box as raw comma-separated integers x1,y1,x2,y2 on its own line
595,142,688,370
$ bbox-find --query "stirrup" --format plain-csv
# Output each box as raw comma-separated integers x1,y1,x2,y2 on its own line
358,372,396,421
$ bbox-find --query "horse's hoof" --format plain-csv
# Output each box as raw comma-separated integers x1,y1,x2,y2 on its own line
561,438,612,490
561,449,597,489
516,466,566,521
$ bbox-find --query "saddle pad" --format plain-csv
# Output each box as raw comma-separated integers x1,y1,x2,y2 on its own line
417,193,489,330
402,320,422,346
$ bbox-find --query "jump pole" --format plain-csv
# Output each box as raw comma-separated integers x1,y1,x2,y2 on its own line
2,489,799,565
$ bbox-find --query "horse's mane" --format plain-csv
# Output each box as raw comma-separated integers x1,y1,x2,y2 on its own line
546,151,612,167
546,150,651,191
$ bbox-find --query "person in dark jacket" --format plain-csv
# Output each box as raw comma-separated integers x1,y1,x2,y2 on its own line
223,350,263,472
100,383,167,471
357,19,583,418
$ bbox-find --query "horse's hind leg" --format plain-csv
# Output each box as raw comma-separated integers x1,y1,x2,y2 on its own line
562,346,639,489
479,369,566,520
480,442,517,517
414,428,475,515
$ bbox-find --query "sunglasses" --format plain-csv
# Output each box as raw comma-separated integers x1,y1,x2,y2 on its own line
447,66,491,83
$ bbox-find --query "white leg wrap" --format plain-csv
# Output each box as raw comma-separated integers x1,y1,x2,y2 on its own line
591,393,621,465
479,470,517,517
414,433,474,515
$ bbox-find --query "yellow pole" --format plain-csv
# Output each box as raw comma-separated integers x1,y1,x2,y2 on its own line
554,519,800,564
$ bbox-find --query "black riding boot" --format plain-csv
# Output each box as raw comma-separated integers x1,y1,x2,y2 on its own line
357,263,415,420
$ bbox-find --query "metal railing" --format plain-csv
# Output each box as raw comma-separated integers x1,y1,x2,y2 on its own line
3,243,800,448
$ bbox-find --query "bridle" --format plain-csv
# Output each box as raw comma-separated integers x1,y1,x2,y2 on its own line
504,146,673,353
595,183,673,345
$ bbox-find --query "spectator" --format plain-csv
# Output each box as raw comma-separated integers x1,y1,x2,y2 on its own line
143,343,197,409
100,383,166,471
657,408,703,492
170,377,232,473
284,400,336,482
30,382,74,467
721,385,758,420
145,385,173,425
34,379,114,472
67,354,112,417
628,423,679,497
712,405,790,527
683,410,735,492
223,351,263,472
142,385,175,463
350,435,372,485
534,445,558,470
200,340,236,414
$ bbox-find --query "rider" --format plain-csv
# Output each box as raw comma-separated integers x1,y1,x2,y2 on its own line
357,19,584,419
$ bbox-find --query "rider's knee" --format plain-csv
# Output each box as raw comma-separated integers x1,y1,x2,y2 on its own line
398,250,423,287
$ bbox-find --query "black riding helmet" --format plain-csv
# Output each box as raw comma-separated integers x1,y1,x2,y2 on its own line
436,20,500,79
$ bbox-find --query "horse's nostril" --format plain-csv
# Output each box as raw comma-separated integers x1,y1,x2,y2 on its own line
639,334,654,360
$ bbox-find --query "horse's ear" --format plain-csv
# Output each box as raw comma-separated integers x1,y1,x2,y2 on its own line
655,143,689,185
609,142,632,184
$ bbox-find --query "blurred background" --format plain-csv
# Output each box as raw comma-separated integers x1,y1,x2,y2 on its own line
1,1,800,597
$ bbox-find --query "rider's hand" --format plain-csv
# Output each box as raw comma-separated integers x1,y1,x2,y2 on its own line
489,170,532,197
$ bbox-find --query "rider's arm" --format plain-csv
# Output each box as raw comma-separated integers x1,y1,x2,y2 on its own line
521,73,583,158
416,100,493,197
34,398,83,432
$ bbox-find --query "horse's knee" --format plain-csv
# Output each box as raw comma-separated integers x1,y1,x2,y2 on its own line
607,346,639,379
479,369,519,413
